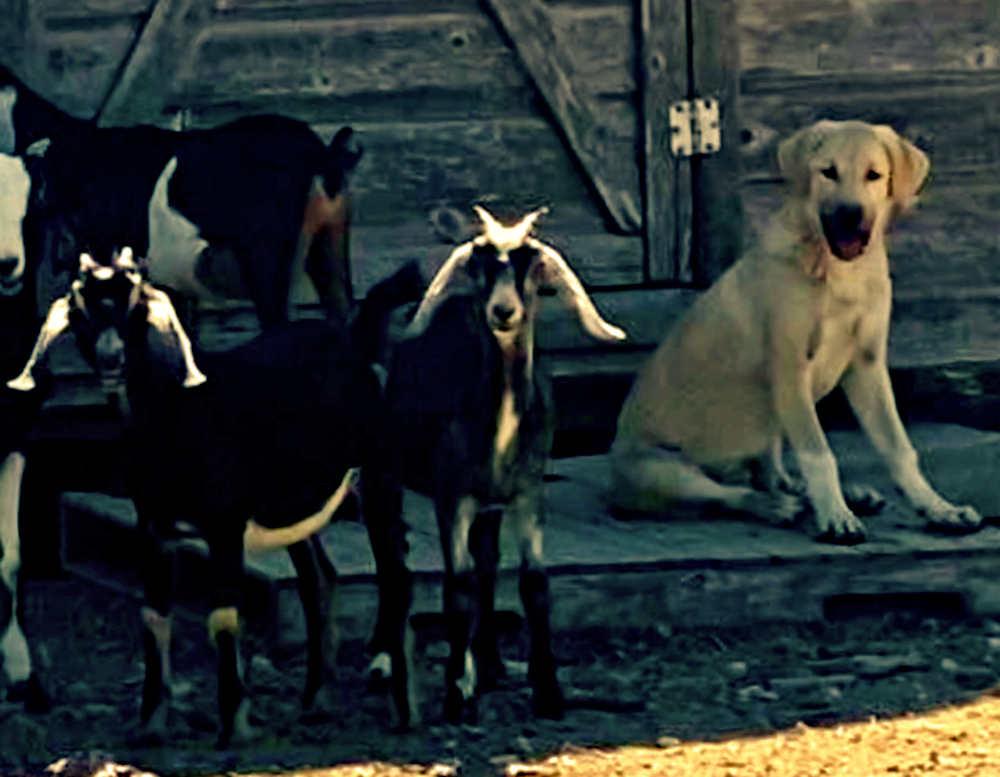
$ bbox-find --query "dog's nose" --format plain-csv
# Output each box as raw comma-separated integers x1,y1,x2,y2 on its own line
831,204,864,234
0,256,19,277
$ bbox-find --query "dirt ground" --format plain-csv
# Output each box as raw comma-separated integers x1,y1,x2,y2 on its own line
5,578,1000,777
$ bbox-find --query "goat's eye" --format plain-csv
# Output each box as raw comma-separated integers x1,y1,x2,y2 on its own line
821,166,838,181
866,169,882,181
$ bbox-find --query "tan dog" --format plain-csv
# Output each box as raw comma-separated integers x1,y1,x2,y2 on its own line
611,120,983,543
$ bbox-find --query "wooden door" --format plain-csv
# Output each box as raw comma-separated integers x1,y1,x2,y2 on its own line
5,0,742,294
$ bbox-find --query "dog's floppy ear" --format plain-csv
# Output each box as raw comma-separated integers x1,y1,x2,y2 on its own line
776,120,838,197
871,125,930,209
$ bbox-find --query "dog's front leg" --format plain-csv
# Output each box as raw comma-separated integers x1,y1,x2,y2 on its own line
841,361,982,533
771,335,867,543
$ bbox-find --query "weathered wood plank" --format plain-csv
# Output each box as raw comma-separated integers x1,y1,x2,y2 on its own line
738,70,1000,181
308,119,629,242
169,7,634,123
483,0,642,235
737,0,999,73
38,0,152,30
11,24,143,119
689,0,743,285
640,0,690,282
97,0,206,127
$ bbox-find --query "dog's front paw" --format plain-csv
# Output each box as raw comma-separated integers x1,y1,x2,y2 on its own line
813,506,867,545
740,488,807,527
923,504,983,535
843,484,886,517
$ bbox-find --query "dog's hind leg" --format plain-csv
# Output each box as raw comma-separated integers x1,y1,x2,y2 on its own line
611,444,803,525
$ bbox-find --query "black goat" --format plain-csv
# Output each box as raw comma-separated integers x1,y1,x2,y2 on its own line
364,207,626,726
1,64,362,330
17,250,421,747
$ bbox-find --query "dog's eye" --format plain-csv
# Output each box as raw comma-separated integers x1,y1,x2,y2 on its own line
866,170,882,181
821,166,838,181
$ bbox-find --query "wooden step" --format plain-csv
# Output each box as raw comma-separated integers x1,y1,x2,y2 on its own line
59,423,1000,652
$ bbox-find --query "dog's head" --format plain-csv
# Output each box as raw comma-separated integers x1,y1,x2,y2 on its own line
777,120,929,263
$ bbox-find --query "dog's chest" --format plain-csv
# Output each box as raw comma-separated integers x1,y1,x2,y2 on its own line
806,308,867,399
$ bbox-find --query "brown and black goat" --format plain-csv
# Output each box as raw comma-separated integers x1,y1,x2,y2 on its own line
364,206,626,727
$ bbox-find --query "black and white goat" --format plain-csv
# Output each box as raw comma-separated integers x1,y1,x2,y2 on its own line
364,207,626,726
13,249,414,747
1,64,361,332
0,150,50,713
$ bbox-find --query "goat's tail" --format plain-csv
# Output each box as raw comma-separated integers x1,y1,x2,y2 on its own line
351,261,426,371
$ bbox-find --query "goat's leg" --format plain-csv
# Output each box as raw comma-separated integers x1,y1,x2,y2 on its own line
136,518,174,742
7,295,71,391
208,606,252,749
510,493,564,719
362,471,419,728
288,536,340,715
207,537,254,749
470,509,505,690
438,495,479,724
143,288,208,388
0,452,49,713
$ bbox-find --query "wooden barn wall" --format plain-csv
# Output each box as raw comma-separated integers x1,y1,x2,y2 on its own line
3,0,999,367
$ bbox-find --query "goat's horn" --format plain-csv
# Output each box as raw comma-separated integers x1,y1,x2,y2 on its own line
529,239,626,343
404,242,474,338
113,247,135,270
511,207,548,244
473,205,504,237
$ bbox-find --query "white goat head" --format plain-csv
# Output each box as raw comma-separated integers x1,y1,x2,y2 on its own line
406,206,626,352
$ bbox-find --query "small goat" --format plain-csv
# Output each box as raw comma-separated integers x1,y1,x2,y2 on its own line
364,206,626,726
12,249,403,747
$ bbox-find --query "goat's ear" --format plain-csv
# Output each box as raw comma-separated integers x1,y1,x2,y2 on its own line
113,246,136,271
78,253,97,275
530,240,626,343
404,242,475,338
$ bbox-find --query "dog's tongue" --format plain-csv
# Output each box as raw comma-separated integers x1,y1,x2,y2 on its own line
833,237,866,261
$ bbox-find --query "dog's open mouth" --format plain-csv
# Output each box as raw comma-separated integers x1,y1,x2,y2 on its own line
821,214,871,261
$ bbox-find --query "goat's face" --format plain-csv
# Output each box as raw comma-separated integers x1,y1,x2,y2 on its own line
405,206,627,349
468,242,538,339
70,248,142,387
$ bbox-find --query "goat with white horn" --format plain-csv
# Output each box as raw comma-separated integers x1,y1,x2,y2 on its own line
364,205,626,727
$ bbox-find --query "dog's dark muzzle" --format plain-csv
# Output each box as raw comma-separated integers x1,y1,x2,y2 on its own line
821,204,872,261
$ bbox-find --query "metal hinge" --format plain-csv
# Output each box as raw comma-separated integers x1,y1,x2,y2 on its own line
669,97,721,157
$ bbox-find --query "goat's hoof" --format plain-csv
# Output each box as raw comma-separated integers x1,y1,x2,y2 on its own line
301,684,339,723
443,687,474,725
131,707,170,747
220,698,258,748
182,373,208,389
475,651,507,691
7,672,52,714
6,374,35,392
368,651,392,682
533,685,565,720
